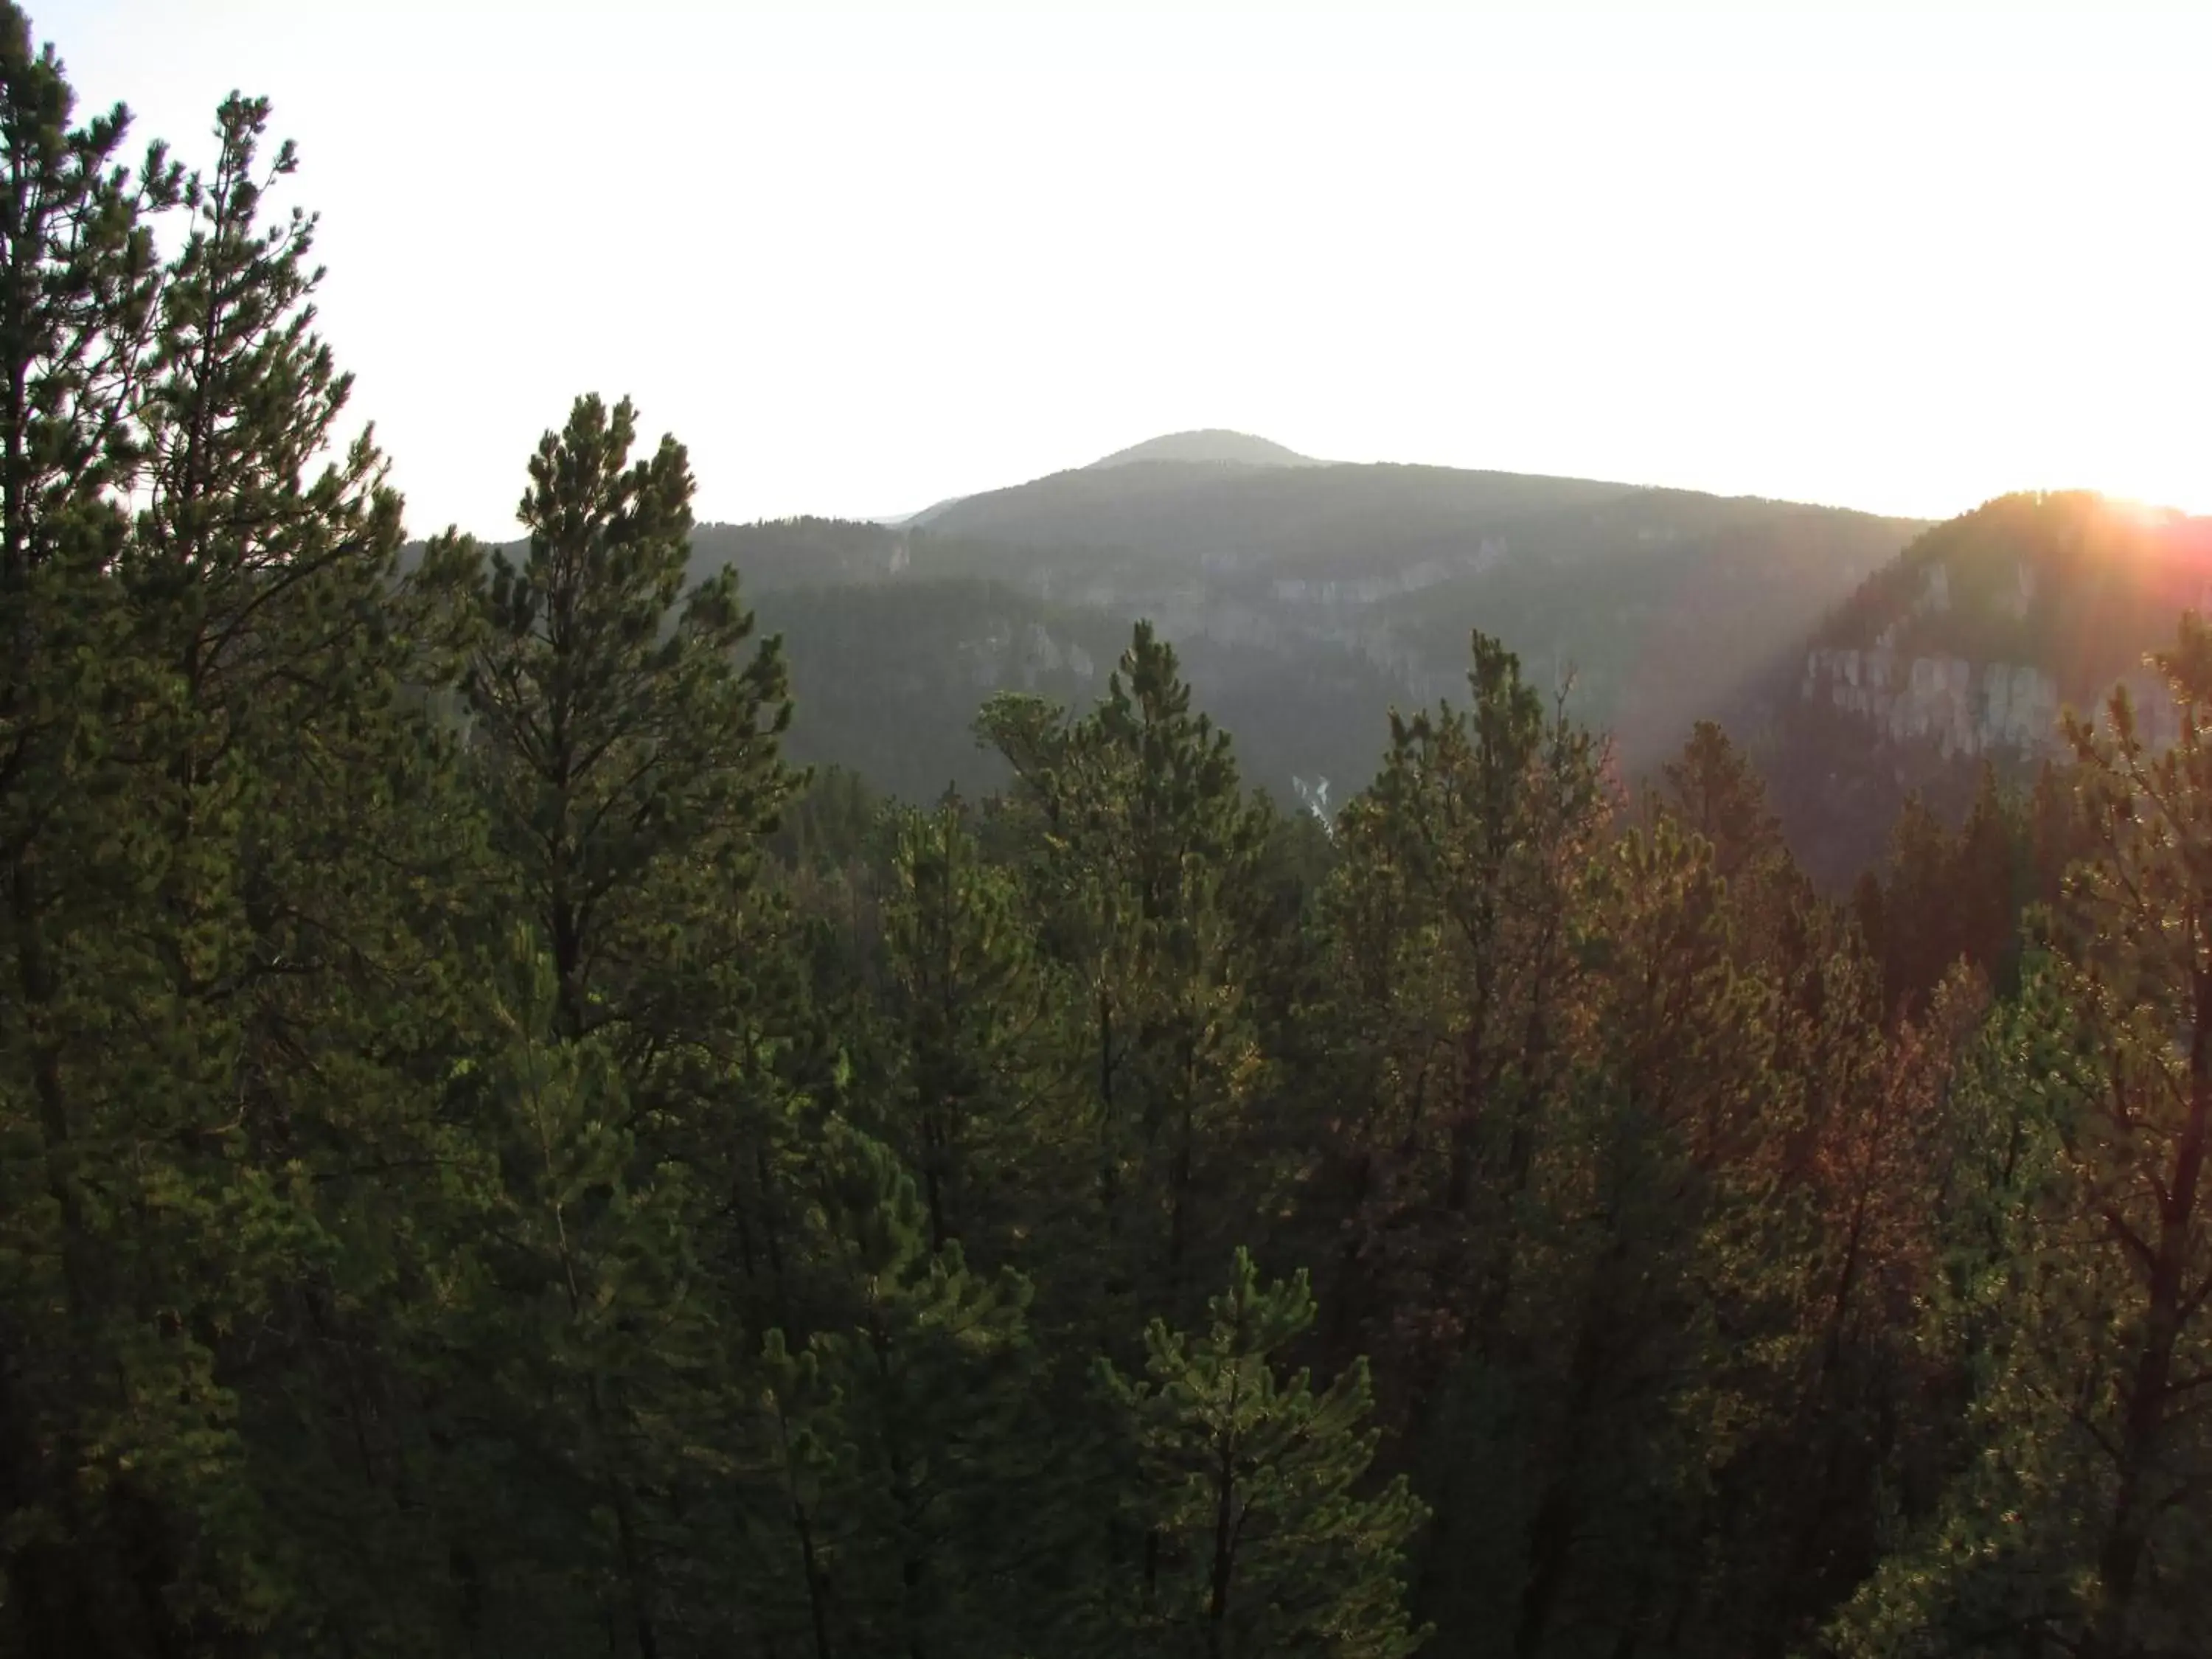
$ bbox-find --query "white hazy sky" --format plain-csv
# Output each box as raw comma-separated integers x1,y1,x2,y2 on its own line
35,0,2212,535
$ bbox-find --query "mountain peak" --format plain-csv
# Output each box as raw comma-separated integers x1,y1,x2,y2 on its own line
1084,429,1321,470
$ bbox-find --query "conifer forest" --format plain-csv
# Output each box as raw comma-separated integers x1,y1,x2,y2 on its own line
1,10,2208,1657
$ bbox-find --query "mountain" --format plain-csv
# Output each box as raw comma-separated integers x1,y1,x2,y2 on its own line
422,482,2212,888
471,442,1932,826
872,431,1318,529
754,579,1124,802
874,495,965,529
908,453,1922,774
672,456,1920,818
1745,491,2212,886
1084,428,1323,469
684,515,1415,805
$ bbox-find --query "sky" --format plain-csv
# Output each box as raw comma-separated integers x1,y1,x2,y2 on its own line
35,0,2212,536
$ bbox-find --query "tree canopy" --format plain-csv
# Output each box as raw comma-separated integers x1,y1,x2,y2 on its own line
0,10,2204,1658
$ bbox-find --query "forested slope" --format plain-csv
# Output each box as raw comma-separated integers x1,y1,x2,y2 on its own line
919,456,1922,771
1746,490,2212,884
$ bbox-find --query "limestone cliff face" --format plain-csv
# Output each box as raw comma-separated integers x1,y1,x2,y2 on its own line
1756,493,2212,888
1801,647,2067,758
1798,527,2197,759
959,617,1099,691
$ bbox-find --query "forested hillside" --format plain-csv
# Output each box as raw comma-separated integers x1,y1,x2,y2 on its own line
661,445,1924,810
595,518,1413,804
915,454,1924,772
4,12,2210,1659
1747,491,2212,885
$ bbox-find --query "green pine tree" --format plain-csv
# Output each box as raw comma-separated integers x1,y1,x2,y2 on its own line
447,390,793,1052
1101,1248,1429,1658
0,10,193,1642
1825,617,2212,1658
878,799,1053,1262
978,622,1279,1335
118,89,490,1652
437,392,799,1655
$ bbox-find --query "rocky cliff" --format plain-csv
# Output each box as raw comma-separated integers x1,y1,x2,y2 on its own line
1751,492,2212,884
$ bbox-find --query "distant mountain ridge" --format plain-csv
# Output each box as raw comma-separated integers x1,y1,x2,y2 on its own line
403,445,2212,884
909,453,1921,771
880,428,1322,529
1084,429,1324,470
672,441,1925,813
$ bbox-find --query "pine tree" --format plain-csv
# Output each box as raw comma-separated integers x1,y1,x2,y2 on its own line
879,798,1053,1264
1100,1248,1429,1658
1953,765,2028,995
743,1325,846,1657
0,9,176,1636
1873,795,1961,1017
1655,717,1817,977
17,7,2206,1651
978,622,1276,1331
441,393,799,1655
1661,719,1784,886
450,390,793,1053
2020,624,2212,1657
717,1115,1099,1659
439,927,703,1655
803,1119,1061,1657
116,90,489,1652
1307,632,1605,1384
1826,618,2212,1658
0,34,498,1644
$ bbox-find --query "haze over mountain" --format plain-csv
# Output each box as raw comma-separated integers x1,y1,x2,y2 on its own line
684,432,1924,811
1746,490,2212,884
709,442,2212,894
432,429,2212,885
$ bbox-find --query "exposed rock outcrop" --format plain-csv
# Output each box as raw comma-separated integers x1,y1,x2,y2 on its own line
1801,647,2062,758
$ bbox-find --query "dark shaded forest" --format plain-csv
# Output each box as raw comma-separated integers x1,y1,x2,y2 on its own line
2,13,2208,1658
